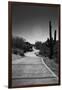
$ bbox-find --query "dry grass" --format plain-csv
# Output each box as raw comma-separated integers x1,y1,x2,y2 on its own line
43,56,59,77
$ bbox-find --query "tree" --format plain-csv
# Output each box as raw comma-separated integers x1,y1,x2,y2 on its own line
35,41,42,50
12,36,26,50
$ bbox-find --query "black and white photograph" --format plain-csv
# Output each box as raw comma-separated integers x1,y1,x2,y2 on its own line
8,2,60,88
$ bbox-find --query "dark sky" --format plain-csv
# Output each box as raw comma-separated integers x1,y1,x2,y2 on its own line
12,3,59,44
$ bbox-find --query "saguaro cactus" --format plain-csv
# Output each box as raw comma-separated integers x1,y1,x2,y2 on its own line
49,21,53,59
49,21,52,41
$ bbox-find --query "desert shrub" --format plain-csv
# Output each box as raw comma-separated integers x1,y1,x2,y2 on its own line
39,43,50,57
24,42,33,52
12,37,26,50
12,48,25,56
35,41,42,50
52,41,59,63
12,49,18,55
12,37,33,55
34,39,59,61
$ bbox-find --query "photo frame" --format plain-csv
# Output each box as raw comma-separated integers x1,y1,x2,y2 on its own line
8,1,60,88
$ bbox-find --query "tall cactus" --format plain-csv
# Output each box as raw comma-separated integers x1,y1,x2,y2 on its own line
49,21,52,41
49,21,53,59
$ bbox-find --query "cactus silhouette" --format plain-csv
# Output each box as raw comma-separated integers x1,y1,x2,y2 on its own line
49,21,53,59
49,21,52,41
48,21,56,59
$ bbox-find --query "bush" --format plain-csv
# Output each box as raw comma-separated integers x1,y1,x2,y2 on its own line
12,37,26,50
35,41,42,50
12,49,18,55
12,48,25,56
12,37,33,55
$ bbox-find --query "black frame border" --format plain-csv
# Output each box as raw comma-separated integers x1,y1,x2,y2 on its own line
8,1,61,88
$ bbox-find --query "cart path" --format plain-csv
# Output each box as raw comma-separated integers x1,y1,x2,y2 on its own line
12,55,58,87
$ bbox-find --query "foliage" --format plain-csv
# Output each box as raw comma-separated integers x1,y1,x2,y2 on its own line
34,39,59,63
35,41,42,49
12,37,33,56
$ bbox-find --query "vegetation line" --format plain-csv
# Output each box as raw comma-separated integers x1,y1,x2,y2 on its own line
40,57,58,79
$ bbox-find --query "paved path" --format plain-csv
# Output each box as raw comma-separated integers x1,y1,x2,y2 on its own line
12,54,58,87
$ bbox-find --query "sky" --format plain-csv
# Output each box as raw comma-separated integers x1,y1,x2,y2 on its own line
12,3,59,44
